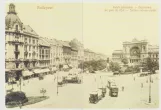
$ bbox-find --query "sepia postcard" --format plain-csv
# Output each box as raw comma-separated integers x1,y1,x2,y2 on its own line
4,1,160,109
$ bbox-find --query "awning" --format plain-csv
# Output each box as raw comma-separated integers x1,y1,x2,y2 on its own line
41,68,50,73
22,70,33,77
63,65,68,69
52,67,57,71
33,69,42,74
69,65,73,67
5,69,11,72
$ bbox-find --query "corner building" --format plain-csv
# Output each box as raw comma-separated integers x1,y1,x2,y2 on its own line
5,4,39,70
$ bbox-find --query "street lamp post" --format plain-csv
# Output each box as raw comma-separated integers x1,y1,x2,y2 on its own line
56,58,59,96
149,71,151,103
57,71,58,95
19,77,22,91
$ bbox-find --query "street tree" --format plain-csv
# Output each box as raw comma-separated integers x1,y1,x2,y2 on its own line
109,62,120,72
143,57,159,73
121,57,128,65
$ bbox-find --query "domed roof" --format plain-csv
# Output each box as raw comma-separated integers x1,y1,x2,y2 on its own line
5,3,23,30
5,14,22,29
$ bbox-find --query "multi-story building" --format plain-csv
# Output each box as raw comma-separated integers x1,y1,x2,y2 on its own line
5,3,109,77
112,38,159,66
5,3,39,74
54,40,63,66
95,53,107,61
71,47,78,68
69,39,84,65
59,41,71,66
84,49,90,61
112,50,123,63
84,49,96,61
38,37,50,68
42,38,56,67
148,45,159,62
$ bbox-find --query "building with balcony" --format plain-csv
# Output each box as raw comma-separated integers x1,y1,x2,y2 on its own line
59,41,71,66
38,37,50,68
54,40,64,66
148,45,159,62
71,47,78,68
69,39,84,65
5,3,39,71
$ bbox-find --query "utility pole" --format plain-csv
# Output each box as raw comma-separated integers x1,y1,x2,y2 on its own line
20,78,21,91
100,76,103,88
57,70,58,96
11,76,13,89
149,71,151,103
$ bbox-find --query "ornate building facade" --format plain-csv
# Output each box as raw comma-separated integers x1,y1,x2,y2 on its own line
5,3,108,77
5,3,39,70
112,38,159,66
38,37,50,68
60,41,71,66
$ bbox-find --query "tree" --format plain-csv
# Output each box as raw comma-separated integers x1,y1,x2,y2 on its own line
107,57,110,63
78,60,107,72
121,57,128,65
109,62,120,72
143,57,159,73
133,65,140,73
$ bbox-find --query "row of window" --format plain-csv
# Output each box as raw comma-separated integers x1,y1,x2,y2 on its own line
50,59,64,63
112,55,123,58
24,45,38,51
39,62,50,66
39,49,50,54
24,53,38,59
39,55,50,59
24,37,38,44
5,34,23,42
149,54,159,58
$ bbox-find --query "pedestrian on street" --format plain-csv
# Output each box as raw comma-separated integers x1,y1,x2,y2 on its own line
122,86,124,91
151,79,153,83
141,83,143,88
53,77,55,82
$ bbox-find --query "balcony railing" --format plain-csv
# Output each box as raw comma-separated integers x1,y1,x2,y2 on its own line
14,59,21,63
32,59,38,62
24,58,29,62
15,30,20,33
8,40,24,45
24,51,28,55
14,50,20,54
33,51,36,55
24,42,28,45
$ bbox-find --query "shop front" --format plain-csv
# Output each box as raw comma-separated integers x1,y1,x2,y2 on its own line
22,70,33,80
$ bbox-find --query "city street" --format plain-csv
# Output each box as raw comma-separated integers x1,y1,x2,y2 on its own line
6,71,159,108
4,3,159,109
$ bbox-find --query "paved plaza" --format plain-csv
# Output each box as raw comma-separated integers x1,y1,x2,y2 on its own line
5,71,159,108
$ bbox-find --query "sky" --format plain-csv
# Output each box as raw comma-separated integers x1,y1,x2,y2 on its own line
5,3,159,56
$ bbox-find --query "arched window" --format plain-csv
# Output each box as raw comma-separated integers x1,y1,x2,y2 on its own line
143,46,146,51
16,25,18,31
